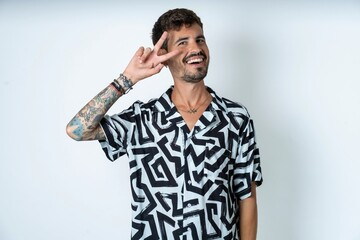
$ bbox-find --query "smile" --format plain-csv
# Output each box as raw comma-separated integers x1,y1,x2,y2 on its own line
186,57,204,64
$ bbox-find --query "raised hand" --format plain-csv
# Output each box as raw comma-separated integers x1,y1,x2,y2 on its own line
122,31,180,84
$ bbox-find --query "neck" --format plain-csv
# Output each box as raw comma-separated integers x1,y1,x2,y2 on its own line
171,81,208,107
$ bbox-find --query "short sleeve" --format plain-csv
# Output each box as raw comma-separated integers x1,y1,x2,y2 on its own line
233,118,263,200
98,113,130,161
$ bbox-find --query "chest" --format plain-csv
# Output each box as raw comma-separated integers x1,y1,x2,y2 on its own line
127,111,240,191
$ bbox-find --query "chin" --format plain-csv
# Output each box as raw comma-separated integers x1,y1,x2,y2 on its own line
182,68,208,83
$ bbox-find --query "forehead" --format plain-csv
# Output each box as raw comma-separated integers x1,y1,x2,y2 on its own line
167,24,204,44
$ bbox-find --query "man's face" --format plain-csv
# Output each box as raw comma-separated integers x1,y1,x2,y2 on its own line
165,24,210,83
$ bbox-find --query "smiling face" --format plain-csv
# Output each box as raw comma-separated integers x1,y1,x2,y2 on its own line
166,24,210,83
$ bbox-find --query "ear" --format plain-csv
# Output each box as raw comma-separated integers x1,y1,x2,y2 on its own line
158,48,168,56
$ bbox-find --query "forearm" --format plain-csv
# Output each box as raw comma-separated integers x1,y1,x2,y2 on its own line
66,32,180,141
239,183,258,240
66,83,121,141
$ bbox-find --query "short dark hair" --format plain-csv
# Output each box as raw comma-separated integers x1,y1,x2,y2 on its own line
151,8,203,49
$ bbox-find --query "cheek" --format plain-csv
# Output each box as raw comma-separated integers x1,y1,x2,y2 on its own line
166,59,178,69
204,47,210,57
168,55,184,66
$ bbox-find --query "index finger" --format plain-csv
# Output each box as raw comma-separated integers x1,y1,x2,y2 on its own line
153,31,169,52
157,49,181,63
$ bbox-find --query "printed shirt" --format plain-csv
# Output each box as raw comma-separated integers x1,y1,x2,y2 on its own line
99,86,263,240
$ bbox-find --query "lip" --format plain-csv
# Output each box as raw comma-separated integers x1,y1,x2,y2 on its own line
184,53,207,65
186,57,204,64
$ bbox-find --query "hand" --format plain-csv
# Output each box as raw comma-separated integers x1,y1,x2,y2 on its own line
123,31,180,84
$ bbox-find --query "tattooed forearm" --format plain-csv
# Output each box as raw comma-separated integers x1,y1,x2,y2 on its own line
66,85,120,141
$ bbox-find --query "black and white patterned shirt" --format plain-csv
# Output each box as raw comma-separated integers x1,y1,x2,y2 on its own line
99,86,263,240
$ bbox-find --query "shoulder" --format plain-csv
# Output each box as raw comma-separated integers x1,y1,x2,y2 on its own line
126,87,172,115
211,90,251,119
222,97,251,129
221,97,250,117
124,97,159,115
209,88,251,131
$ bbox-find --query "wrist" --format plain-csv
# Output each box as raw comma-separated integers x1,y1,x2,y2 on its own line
115,73,134,94
110,80,125,95
122,71,138,84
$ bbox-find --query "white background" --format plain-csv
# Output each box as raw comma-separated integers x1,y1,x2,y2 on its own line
1,1,360,239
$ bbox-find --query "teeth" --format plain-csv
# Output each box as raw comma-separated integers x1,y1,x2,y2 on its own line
187,58,204,64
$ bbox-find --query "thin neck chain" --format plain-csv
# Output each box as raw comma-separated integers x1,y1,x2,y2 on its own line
176,94,212,114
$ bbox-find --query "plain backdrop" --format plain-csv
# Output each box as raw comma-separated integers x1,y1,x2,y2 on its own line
1,1,360,239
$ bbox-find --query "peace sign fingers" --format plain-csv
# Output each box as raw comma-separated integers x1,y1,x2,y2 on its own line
123,31,180,83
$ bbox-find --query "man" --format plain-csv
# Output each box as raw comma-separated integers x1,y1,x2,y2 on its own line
66,8,263,240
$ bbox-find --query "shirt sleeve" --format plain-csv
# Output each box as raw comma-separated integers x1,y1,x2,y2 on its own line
233,117,263,200
98,111,132,161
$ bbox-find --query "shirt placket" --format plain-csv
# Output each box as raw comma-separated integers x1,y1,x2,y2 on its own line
171,124,189,237
182,129,200,239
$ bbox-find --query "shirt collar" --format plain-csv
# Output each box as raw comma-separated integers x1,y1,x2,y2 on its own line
152,86,230,132
153,86,174,113
153,86,227,113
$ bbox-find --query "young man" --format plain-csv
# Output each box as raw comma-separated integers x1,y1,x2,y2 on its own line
66,8,263,240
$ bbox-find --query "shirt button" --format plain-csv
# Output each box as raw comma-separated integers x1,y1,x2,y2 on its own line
187,203,192,208
187,180,192,185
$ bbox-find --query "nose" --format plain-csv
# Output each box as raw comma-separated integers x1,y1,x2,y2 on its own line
188,39,202,52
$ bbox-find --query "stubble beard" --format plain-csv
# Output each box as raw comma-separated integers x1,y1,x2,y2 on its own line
181,65,209,83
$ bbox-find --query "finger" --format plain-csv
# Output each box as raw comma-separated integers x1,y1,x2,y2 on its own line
136,46,145,56
140,47,152,63
149,63,165,75
154,63,164,72
153,31,168,52
158,49,181,63
135,47,145,63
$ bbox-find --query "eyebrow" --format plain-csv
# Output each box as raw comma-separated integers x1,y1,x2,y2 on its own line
174,35,206,45
175,37,189,45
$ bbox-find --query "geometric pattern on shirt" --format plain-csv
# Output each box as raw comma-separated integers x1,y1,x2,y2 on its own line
99,86,263,240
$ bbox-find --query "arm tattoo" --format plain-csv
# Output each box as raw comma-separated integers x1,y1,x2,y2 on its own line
67,85,120,141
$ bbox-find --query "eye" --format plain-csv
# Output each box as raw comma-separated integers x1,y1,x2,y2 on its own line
178,41,186,46
197,38,206,44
